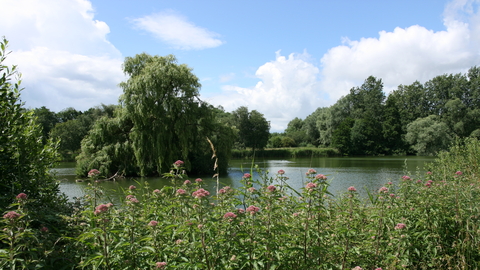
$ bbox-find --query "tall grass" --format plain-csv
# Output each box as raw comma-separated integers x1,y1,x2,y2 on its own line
2,138,480,269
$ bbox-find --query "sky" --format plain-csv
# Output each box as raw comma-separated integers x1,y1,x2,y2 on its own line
1,0,480,132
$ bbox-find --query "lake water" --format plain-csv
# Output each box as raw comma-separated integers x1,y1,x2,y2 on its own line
55,156,436,201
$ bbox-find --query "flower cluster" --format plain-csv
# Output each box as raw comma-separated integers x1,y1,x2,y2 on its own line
223,212,237,220
348,186,357,192
94,204,111,215
306,182,317,192
266,185,276,192
315,174,327,180
246,205,260,215
87,169,101,178
126,195,139,204
192,188,210,199
148,220,158,227
395,223,406,230
218,186,232,195
243,173,251,179
277,169,285,175
173,160,184,168
16,192,27,200
156,261,167,269
3,211,20,220
402,175,411,181
378,186,388,193
176,188,186,195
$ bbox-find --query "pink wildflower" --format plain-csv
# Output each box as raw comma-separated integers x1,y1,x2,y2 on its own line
176,188,186,195
246,205,260,215
352,267,363,270
378,187,388,193
192,188,210,199
174,160,184,167
16,193,27,200
153,189,161,193
456,171,463,176
183,180,191,185
293,212,299,217
348,186,357,192
148,220,158,227
375,268,383,270
128,197,139,203
394,223,406,230
87,169,100,178
195,178,203,183
267,185,276,192
389,193,395,198
426,171,432,175
243,173,251,178
306,182,317,189
278,169,285,175
218,188,226,194
126,195,135,200
315,174,327,180
156,261,167,269
3,211,20,220
237,208,245,214
94,204,109,215
223,212,237,219
402,175,411,181
248,187,256,193
307,168,317,175
129,185,136,190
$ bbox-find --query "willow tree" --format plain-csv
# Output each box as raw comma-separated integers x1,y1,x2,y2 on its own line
119,53,215,176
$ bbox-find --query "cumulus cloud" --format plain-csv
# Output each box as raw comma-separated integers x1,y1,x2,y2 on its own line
0,0,124,112
207,51,321,132
132,10,224,50
319,0,480,101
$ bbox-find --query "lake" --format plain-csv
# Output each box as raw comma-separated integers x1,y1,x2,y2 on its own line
55,156,436,201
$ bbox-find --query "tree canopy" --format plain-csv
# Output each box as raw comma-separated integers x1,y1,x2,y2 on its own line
76,53,234,177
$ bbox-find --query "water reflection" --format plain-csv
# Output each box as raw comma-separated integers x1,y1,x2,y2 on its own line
55,156,436,201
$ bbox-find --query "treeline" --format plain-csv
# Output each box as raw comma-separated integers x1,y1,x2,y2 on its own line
33,54,271,178
33,58,480,176
275,68,480,155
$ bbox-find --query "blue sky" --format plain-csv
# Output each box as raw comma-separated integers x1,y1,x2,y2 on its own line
1,0,479,131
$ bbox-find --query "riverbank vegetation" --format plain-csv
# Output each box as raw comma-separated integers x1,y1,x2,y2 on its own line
3,137,480,269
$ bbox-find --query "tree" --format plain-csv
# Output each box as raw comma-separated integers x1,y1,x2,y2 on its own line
405,115,453,155
232,106,270,152
33,106,59,144
77,53,233,176
0,37,69,218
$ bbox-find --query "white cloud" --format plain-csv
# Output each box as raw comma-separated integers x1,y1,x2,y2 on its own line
319,0,480,101
132,11,224,50
0,0,124,111
206,51,321,132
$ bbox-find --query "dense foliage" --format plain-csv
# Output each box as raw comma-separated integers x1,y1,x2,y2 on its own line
277,70,480,155
0,37,70,223
231,106,270,152
76,54,235,177
3,138,480,269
